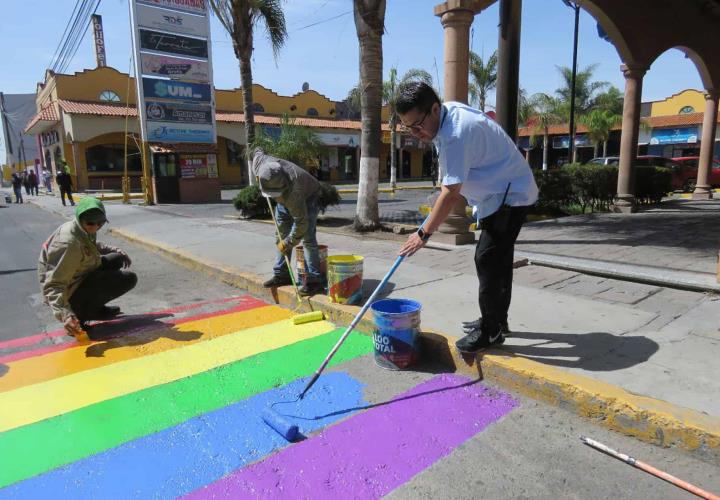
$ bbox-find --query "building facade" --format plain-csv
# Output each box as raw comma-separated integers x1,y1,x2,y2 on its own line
24,66,432,196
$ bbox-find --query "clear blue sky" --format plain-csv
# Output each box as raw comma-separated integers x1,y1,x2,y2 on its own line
0,0,705,157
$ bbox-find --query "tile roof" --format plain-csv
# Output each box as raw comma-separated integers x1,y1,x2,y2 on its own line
518,112,714,137
55,99,389,131
23,104,59,132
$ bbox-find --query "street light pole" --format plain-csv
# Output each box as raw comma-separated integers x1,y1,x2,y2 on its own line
566,1,580,164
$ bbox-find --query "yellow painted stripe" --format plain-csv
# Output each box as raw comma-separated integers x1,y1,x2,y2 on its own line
0,319,335,432
0,305,291,394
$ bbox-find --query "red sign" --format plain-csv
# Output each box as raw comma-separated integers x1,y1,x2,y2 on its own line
179,154,208,178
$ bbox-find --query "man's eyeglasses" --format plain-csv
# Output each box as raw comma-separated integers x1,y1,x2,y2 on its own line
400,109,430,134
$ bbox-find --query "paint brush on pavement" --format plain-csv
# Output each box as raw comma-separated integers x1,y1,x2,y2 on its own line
580,436,720,499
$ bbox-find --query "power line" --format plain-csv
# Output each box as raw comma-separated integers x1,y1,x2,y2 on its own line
47,0,84,71
58,0,100,74
293,10,351,32
52,0,92,73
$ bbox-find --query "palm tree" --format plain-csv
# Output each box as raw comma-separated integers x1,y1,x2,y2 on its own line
593,85,623,115
251,114,323,166
383,67,432,188
555,64,609,162
209,0,287,186
580,108,622,157
353,0,386,231
468,50,498,112
529,93,564,171
517,87,534,159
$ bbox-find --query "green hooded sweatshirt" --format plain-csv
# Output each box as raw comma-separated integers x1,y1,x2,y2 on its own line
38,197,121,321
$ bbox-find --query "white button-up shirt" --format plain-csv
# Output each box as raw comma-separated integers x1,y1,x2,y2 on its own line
434,101,538,220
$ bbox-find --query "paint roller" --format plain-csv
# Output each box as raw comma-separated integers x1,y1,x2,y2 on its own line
262,214,432,441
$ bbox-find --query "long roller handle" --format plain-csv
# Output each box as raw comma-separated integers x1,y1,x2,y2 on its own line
299,214,430,399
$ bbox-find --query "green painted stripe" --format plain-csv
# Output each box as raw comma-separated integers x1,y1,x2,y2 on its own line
0,329,371,488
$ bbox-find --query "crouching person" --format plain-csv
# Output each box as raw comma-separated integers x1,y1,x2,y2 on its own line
38,196,137,337
251,148,324,296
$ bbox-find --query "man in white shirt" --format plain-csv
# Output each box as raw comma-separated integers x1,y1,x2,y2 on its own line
397,82,538,352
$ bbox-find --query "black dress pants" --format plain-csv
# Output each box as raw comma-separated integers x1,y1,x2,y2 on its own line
474,205,529,334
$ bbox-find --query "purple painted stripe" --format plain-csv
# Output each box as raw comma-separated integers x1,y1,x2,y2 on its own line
186,374,518,499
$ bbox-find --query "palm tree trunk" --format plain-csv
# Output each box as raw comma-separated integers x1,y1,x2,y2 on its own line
602,140,608,157
542,130,549,171
239,53,256,186
594,142,599,158
353,0,385,230
389,117,397,188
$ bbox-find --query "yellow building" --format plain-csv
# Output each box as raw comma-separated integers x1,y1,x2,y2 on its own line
24,66,430,199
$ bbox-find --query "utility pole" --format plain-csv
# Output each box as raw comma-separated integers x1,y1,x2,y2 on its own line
0,92,15,171
564,1,580,164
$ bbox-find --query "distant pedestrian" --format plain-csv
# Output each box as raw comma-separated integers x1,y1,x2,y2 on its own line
56,163,75,206
28,170,39,196
430,151,438,188
11,172,24,203
43,168,53,193
22,171,31,195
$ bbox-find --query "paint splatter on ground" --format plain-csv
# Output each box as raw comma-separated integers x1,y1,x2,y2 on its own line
0,295,518,498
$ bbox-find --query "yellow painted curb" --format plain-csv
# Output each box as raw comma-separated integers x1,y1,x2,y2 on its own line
419,329,720,462
108,226,720,461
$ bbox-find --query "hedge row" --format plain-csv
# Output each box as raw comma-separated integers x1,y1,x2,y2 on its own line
534,164,672,213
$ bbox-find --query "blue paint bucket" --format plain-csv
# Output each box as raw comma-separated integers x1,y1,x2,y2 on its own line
370,298,421,370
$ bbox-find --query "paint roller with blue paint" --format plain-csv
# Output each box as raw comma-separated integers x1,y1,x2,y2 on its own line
262,214,432,441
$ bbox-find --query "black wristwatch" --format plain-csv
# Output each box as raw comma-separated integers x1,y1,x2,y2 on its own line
417,228,432,242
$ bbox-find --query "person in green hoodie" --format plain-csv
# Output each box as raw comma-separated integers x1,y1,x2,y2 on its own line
38,196,137,337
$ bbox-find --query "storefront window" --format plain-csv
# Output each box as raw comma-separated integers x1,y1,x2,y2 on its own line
226,139,245,166
86,144,142,172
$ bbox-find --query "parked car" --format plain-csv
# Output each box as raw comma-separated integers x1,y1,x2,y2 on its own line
587,156,619,165
670,156,720,191
587,155,679,168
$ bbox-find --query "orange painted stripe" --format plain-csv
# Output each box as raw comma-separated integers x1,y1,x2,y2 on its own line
0,297,265,365
0,303,288,393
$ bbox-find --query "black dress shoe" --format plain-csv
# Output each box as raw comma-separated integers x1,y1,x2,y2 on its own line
263,275,293,288
298,282,325,297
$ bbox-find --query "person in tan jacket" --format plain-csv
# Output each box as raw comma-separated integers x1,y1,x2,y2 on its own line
38,196,137,336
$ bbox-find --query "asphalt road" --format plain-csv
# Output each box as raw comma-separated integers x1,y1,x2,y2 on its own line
0,201,241,343
2,200,719,498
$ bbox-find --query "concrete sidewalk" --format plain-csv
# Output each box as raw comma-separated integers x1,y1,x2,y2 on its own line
27,195,720,461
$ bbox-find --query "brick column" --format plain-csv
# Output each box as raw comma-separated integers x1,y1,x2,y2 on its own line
614,64,646,213
434,3,476,245
693,90,718,200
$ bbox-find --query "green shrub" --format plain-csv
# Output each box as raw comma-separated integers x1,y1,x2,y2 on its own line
318,182,341,214
533,162,668,215
233,185,270,218
634,166,672,204
533,169,574,210
233,182,341,218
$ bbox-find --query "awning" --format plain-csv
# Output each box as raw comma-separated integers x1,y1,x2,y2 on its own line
24,104,59,134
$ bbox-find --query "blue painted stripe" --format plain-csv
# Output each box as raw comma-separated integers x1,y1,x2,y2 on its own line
1,373,367,499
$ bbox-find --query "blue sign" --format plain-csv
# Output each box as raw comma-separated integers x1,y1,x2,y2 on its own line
142,78,211,103
147,122,214,143
650,127,698,145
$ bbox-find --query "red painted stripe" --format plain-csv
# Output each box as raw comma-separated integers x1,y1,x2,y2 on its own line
0,296,268,364
0,296,250,350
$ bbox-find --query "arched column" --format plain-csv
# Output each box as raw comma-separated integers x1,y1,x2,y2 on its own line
434,2,476,245
614,64,646,213
693,90,718,200
438,8,474,102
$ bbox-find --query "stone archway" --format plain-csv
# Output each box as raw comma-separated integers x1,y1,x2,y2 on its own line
433,0,720,208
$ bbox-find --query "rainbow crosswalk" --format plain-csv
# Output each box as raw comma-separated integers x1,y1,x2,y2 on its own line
0,295,518,498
